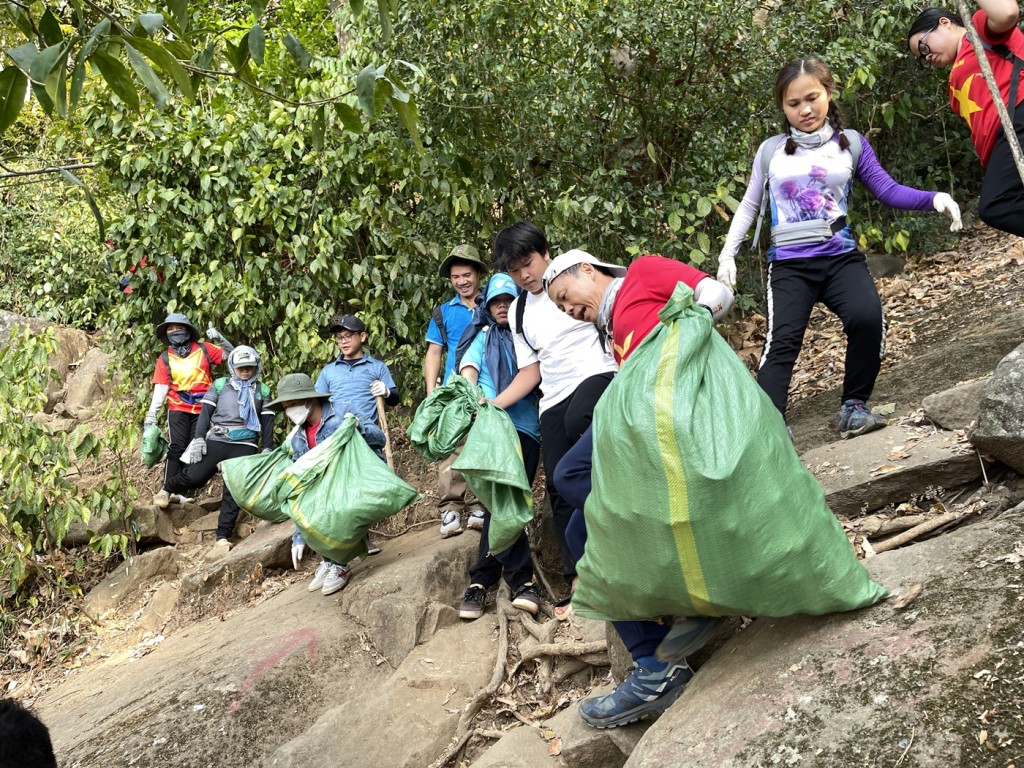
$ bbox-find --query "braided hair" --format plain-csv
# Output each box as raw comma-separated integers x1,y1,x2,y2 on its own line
773,57,851,155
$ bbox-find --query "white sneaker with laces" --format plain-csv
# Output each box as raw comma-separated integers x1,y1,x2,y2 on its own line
153,488,170,508
321,564,351,595
439,509,463,539
308,560,331,592
466,508,486,531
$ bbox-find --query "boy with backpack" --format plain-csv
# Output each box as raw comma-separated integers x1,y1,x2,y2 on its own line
163,345,275,556
145,312,233,507
424,244,489,538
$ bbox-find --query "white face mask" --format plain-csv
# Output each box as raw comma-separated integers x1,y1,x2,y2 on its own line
285,404,310,426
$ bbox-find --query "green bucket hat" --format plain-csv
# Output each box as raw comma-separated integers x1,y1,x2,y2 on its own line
266,373,330,411
438,243,487,278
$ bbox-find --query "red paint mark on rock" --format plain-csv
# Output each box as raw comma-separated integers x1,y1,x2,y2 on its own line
229,628,320,712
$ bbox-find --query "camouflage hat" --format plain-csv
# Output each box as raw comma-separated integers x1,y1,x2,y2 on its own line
438,244,487,278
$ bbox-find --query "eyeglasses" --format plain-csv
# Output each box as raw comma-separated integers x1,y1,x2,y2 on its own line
917,25,938,63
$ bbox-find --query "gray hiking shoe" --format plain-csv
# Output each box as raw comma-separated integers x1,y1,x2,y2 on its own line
654,617,725,663
459,584,487,619
579,657,693,729
836,399,887,439
440,509,463,538
466,508,486,531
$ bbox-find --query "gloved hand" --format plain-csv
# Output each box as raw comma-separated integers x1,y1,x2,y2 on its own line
261,447,273,454
181,437,207,465
716,254,736,291
343,411,359,426
205,325,223,342
143,414,157,429
370,380,388,398
291,541,305,570
933,193,963,232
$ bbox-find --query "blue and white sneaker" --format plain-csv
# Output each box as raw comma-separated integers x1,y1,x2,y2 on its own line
578,656,693,729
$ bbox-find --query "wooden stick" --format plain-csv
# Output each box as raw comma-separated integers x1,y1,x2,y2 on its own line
375,395,394,471
953,0,1024,189
870,510,964,553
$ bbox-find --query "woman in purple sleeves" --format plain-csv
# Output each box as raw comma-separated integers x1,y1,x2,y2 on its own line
716,57,964,439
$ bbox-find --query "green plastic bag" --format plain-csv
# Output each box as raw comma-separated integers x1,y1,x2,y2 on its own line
221,444,294,522
453,404,534,554
272,417,419,564
407,374,480,461
574,283,886,622
141,423,168,468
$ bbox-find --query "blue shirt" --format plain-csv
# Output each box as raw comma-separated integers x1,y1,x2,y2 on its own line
426,294,477,384
461,327,540,441
315,354,396,426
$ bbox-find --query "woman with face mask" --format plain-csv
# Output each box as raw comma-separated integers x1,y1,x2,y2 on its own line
145,313,233,507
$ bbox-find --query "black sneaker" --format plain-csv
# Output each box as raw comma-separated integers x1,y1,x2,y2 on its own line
459,584,487,619
511,583,542,615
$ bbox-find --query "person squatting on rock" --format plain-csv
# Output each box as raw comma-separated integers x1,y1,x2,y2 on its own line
145,312,234,507
490,222,619,620
543,249,734,729
715,57,963,439
0,698,58,768
162,345,275,558
908,0,1024,237
424,244,491,539
455,273,544,620
288,314,399,587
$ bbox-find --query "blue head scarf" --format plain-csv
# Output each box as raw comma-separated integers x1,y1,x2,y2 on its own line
228,346,262,433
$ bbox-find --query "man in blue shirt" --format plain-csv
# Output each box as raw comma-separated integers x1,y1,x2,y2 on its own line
423,244,488,538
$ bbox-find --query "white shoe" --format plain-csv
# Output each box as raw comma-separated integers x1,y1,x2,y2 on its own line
466,508,486,531
308,560,331,592
439,510,463,539
153,489,170,508
321,564,351,595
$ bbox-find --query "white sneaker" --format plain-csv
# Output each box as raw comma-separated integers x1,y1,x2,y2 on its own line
466,508,486,531
308,560,331,592
439,510,463,539
321,564,351,595
152,489,170,508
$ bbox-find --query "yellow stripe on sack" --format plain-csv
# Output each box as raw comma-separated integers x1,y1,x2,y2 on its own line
287,500,361,552
654,323,714,615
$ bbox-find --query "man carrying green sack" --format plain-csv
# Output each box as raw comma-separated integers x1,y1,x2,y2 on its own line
544,250,884,729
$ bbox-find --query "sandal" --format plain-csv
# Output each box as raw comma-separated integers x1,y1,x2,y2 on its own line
553,596,574,621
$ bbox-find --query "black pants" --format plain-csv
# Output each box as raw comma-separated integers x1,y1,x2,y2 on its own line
165,439,257,540
979,106,1024,237
164,410,201,487
467,433,541,592
758,252,884,416
539,372,615,585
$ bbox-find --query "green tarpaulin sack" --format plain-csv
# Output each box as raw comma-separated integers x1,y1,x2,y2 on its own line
141,424,168,468
573,283,886,622
272,417,419,564
453,403,534,554
221,444,294,523
407,374,480,461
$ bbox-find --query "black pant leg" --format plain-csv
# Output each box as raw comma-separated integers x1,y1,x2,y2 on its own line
979,108,1024,237
540,398,578,584
563,372,614,443
164,411,199,487
210,442,258,539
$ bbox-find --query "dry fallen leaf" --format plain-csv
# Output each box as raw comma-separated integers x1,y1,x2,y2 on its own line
548,736,562,756
892,583,924,610
870,464,905,476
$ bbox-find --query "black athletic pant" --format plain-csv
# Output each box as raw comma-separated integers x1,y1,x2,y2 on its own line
979,105,1024,237
758,252,884,416
539,372,615,585
467,433,541,593
164,410,201,488
165,439,257,540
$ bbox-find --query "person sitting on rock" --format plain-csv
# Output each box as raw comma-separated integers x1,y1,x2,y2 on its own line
455,273,544,620
162,345,275,558
145,312,233,508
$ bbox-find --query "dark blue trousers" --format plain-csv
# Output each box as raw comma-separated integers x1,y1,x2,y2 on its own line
554,425,669,661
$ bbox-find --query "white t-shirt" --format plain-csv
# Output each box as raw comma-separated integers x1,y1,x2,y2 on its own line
509,289,618,414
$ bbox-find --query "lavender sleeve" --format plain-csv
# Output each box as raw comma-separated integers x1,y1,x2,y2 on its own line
855,137,936,211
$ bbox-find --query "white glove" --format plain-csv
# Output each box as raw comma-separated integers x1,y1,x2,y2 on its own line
933,192,963,232
143,414,157,429
716,255,736,291
370,380,388,398
205,325,222,342
181,437,207,464
291,541,305,570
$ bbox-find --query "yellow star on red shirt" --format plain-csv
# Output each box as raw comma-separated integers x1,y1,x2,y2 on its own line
951,74,983,128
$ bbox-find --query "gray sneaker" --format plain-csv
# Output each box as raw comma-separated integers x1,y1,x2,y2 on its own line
308,560,331,592
440,509,463,538
321,563,351,595
459,584,487,619
466,508,486,531
836,399,887,439
511,583,542,615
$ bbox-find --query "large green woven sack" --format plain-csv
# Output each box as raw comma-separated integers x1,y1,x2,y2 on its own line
573,283,886,622
221,444,294,523
453,404,534,554
271,417,419,564
407,374,480,461
140,423,168,468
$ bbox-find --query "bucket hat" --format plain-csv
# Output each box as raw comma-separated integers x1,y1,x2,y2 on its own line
266,373,330,411
439,244,487,278
485,273,519,305
155,312,200,345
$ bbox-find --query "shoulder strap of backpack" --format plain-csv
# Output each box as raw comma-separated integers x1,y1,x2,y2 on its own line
161,349,171,384
198,342,215,373
752,134,787,249
514,292,535,352
978,37,1023,121
432,306,448,349
842,129,862,173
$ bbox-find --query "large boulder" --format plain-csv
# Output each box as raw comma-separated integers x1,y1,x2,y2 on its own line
971,343,1024,473
83,546,180,619
922,376,990,430
63,347,114,415
179,520,293,594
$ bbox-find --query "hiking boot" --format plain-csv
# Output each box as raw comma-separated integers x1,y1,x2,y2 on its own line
153,488,170,508
579,656,693,729
204,538,232,562
440,509,463,539
365,536,381,556
836,398,887,439
321,563,351,595
466,508,486,531
654,617,725,663
308,560,331,592
511,583,542,615
459,584,487,619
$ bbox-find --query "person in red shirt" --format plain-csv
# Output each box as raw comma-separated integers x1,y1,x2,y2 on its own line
539,251,733,729
908,0,1024,236
145,312,232,508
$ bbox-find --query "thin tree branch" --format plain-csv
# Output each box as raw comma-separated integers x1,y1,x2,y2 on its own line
0,162,98,180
